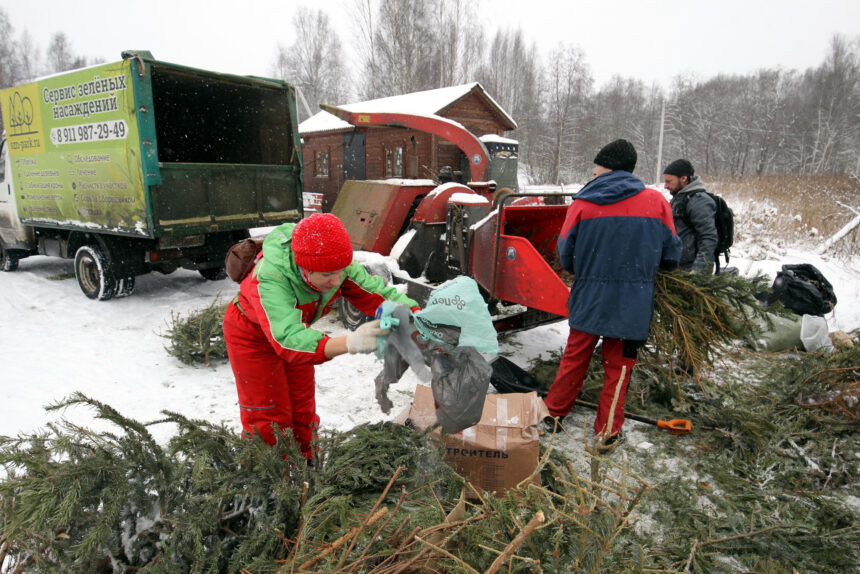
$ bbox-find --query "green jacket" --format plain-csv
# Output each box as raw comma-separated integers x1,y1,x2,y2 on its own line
234,222,418,364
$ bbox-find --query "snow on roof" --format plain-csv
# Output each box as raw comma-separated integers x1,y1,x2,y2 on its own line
300,82,517,135
299,112,354,134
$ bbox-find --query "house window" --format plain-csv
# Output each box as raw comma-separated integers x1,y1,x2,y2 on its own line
385,146,403,178
315,151,329,177
394,147,403,177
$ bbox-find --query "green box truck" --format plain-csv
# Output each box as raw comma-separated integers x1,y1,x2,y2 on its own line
0,50,303,299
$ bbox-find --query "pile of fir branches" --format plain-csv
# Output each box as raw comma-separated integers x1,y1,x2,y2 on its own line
163,298,229,366
792,339,859,423
630,343,860,572
520,343,860,572
0,394,654,573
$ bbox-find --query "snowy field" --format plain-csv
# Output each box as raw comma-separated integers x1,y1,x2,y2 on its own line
1,221,858,453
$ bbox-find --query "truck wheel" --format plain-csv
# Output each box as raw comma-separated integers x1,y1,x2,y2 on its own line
0,246,19,272
74,245,117,301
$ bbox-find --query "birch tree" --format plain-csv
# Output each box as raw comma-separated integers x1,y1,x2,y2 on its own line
541,43,591,184
804,35,859,174
476,28,543,183
435,0,484,88
44,32,86,73
371,0,438,96
271,7,350,121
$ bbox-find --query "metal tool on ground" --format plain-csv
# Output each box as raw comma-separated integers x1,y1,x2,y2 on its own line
489,356,692,435
573,399,692,434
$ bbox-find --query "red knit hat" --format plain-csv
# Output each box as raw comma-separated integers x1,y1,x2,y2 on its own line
292,213,353,272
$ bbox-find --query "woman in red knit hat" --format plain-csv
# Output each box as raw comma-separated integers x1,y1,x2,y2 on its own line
223,213,419,459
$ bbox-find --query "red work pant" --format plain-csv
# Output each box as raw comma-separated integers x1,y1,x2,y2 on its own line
544,329,637,436
223,303,320,459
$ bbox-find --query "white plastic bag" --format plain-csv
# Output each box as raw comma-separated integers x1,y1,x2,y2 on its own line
800,314,834,353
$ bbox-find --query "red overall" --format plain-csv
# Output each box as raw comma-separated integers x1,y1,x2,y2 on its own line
223,302,321,458
544,329,637,436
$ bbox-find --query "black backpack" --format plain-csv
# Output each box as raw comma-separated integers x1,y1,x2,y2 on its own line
759,263,838,316
678,190,735,271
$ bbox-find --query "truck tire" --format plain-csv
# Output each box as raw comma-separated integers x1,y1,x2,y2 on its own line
74,245,118,301
0,245,19,272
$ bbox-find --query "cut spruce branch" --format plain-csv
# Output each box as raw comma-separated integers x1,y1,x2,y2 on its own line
648,270,778,376
521,270,785,404
0,395,653,573
162,297,229,366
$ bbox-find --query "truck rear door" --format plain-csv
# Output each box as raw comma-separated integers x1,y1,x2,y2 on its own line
140,59,303,235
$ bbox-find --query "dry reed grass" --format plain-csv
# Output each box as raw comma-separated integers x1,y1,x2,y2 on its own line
708,174,859,259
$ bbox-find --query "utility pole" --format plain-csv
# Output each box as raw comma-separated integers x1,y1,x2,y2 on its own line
655,98,665,186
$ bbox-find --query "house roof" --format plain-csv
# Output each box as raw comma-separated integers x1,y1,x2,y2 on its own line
299,82,517,135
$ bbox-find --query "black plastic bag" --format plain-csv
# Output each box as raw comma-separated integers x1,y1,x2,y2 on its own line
430,347,492,434
758,263,837,316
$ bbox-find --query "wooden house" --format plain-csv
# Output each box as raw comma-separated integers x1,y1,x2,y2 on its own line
299,83,517,213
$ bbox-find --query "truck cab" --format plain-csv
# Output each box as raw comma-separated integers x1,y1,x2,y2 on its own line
0,135,36,270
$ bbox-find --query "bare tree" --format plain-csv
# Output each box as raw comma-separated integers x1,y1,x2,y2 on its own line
350,0,382,100
741,69,794,175
0,7,30,133
803,34,860,174
541,43,591,185
271,7,350,121
371,0,438,96
0,8,22,89
16,30,41,83
477,28,542,183
583,76,658,179
434,0,484,87
44,32,87,74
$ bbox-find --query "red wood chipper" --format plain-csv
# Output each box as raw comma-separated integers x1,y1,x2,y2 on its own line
323,105,574,335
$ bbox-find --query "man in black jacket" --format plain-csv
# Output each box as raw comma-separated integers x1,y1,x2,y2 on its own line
663,159,717,274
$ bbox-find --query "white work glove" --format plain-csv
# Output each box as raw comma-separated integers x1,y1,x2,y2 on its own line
345,319,390,354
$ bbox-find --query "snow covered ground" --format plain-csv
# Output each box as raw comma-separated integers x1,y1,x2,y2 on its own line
1,222,858,450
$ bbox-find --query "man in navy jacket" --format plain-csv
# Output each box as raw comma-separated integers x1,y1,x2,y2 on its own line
544,139,682,449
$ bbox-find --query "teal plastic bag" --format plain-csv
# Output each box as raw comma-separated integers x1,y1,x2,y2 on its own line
413,276,499,354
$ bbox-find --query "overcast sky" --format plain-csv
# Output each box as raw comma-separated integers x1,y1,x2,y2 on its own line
4,0,859,91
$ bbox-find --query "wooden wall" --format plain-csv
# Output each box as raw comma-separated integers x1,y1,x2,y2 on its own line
300,89,513,213
301,132,343,213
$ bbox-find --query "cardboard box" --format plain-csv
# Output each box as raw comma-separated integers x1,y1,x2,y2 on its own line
399,384,549,495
